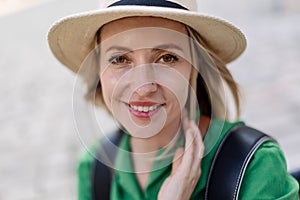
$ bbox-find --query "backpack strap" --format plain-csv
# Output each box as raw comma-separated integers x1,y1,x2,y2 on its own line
205,125,275,200
91,130,123,200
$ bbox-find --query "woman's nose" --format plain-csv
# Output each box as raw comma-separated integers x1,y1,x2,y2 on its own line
135,82,157,97
132,56,158,96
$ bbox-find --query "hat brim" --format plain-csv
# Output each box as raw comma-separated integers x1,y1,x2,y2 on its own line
48,6,246,73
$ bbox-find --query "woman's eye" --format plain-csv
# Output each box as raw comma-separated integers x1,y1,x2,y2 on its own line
109,55,130,65
158,54,179,64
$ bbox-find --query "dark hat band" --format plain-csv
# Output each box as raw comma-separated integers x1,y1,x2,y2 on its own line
108,0,188,10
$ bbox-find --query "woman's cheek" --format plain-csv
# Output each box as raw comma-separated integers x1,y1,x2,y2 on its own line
101,72,120,110
182,63,193,80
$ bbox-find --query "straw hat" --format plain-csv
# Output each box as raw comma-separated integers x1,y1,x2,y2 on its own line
48,0,247,73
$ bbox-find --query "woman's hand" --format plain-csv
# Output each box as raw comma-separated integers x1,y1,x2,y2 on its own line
158,114,205,200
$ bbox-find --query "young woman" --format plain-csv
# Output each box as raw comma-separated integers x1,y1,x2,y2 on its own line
48,0,299,199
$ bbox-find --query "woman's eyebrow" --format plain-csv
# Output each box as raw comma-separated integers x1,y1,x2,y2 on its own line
104,44,184,53
152,44,184,52
105,46,133,53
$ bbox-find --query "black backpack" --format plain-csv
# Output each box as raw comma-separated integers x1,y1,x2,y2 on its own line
91,125,300,199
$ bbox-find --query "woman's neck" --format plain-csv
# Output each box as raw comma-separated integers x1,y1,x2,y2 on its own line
129,118,181,176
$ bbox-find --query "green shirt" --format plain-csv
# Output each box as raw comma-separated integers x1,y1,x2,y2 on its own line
77,119,299,200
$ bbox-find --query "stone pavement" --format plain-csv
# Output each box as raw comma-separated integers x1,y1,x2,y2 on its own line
0,0,299,199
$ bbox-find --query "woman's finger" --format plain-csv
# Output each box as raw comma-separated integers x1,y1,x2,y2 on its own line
181,109,190,133
180,120,204,181
180,126,196,171
191,120,204,159
190,121,204,175
171,147,184,176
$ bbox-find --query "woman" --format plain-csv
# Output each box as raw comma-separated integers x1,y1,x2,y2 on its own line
48,0,299,199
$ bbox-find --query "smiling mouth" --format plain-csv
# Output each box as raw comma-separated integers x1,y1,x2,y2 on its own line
130,104,159,112
127,103,165,118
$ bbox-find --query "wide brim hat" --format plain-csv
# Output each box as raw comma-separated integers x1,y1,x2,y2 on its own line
48,0,247,73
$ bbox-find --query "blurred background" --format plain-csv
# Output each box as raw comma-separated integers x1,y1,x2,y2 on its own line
0,0,299,199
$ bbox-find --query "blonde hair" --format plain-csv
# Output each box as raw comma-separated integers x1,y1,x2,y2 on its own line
85,25,241,121
186,26,241,120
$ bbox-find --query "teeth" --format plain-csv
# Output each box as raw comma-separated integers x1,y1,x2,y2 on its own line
143,107,149,112
149,106,156,111
130,105,159,112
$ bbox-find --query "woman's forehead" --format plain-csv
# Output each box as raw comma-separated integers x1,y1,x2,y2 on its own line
100,16,188,40
99,17,190,55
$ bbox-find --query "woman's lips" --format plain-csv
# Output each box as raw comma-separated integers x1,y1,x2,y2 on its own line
127,102,164,118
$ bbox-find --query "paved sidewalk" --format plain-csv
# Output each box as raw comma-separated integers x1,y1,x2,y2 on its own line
0,0,299,199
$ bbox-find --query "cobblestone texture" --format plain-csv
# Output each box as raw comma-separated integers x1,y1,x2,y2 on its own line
0,0,299,199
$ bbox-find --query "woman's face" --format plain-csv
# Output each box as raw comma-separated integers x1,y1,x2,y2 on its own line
99,17,193,138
